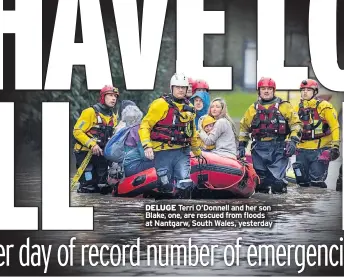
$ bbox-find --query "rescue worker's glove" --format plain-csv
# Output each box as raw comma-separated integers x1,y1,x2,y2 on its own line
284,137,299,157
330,145,340,161
318,149,331,162
238,141,247,159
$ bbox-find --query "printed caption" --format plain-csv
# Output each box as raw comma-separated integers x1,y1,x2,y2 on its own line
1,236,343,274
144,204,274,229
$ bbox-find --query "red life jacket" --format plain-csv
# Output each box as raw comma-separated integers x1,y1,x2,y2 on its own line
298,99,331,140
85,106,115,148
250,98,289,140
150,95,195,147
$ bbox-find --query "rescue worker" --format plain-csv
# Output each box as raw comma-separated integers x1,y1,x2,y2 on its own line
73,85,119,193
186,78,195,99
292,79,340,188
139,73,201,197
192,79,209,94
239,77,302,193
190,79,211,130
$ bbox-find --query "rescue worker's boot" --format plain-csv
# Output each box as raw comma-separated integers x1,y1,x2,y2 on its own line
98,183,112,195
97,173,112,194
310,181,327,188
255,184,271,194
255,172,271,193
175,188,192,199
336,179,342,191
271,180,288,194
336,165,342,191
292,162,310,187
77,182,99,193
76,165,101,193
175,179,194,199
156,169,173,194
298,182,311,187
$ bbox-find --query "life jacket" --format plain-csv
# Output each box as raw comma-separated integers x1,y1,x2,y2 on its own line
84,105,115,148
298,99,331,140
250,98,289,140
150,95,195,147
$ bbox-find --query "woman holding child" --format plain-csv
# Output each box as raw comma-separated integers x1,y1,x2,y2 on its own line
198,98,238,159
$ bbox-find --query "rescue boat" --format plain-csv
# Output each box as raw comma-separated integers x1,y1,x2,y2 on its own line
109,151,259,199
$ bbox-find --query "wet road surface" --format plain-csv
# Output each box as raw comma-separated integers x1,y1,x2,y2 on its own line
15,156,343,275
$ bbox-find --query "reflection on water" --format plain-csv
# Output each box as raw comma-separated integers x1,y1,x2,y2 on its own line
15,160,343,276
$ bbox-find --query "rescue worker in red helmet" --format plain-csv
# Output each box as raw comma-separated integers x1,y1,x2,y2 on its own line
186,78,195,99
138,73,201,198
192,79,210,94
292,79,340,188
239,77,302,193
73,85,119,193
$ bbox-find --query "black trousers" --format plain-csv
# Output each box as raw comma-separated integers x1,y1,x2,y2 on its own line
75,151,109,187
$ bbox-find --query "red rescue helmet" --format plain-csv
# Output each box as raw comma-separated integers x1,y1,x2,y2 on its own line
192,79,209,94
257,77,276,91
300,79,318,94
99,85,119,105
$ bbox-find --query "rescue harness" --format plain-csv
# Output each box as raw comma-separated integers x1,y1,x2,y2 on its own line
76,105,115,149
150,95,195,147
250,98,289,140
298,99,331,140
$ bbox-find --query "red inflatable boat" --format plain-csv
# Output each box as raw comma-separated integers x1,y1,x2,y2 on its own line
109,151,259,199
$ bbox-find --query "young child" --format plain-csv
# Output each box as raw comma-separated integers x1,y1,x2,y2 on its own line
200,115,216,151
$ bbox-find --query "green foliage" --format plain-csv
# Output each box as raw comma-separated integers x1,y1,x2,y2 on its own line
18,20,173,146
210,90,257,118
19,16,259,146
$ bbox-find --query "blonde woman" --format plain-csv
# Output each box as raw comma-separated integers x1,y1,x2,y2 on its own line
198,98,238,159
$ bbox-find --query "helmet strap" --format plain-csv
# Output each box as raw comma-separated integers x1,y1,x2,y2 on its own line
310,89,318,100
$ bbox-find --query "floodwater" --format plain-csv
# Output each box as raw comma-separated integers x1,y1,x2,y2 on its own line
15,154,343,276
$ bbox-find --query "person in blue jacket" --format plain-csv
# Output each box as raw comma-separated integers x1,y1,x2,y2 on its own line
190,79,211,130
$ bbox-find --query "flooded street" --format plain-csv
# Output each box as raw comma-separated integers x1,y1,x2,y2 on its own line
15,153,343,275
